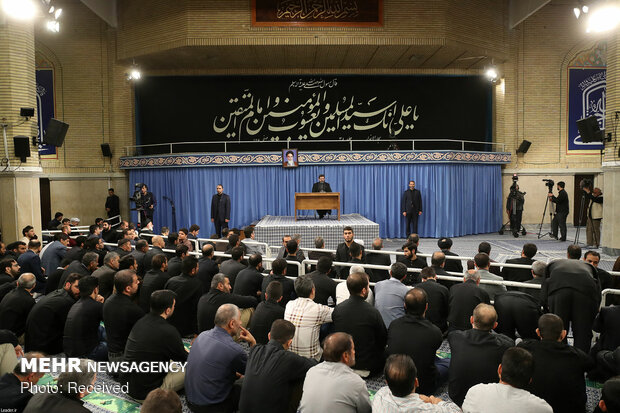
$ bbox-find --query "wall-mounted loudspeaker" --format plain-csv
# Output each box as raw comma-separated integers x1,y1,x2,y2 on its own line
516,140,531,154
101,143,112,157
43,118,69,147
13,136,30,162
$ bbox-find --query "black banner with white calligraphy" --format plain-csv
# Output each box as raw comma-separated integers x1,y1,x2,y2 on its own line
134,75,492,154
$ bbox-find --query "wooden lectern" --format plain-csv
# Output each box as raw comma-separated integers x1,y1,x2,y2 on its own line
294,193,340,221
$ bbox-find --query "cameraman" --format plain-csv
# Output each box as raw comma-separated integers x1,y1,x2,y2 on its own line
506,183,525,237
584,186,603,248
138,184,155,224
548,181,569,241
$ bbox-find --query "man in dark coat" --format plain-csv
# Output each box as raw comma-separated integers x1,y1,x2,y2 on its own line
549,181,569,241
249,281,285,345
501,243,537,282
447,272,490,331
311,174,333,219
197,244,219,294
164,256,202,336
105,188,120,218
17,241,45,294
416,267,449,332
493,291,541,340
401,180,422,236
211,184,231,240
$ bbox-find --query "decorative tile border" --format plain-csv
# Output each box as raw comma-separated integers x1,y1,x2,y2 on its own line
119,150,511,169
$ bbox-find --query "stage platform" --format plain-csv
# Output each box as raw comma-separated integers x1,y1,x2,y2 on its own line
254,213,379,249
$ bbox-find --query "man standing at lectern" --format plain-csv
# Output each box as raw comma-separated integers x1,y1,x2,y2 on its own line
401,180,422,236
211,184,231,238
312,174,332,219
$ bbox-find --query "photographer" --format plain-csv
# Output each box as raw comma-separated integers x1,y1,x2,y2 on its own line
506,183,525,237
548,181,569,241
134,184,155,225
584,186,603,248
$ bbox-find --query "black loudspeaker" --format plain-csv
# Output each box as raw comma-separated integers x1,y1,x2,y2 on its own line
101,143,112,157
43,118,69,147
13,136,30,162
20,108,35,117
516,140,531,154
577,116,604,143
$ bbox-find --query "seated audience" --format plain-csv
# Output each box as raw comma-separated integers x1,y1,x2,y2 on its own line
5,241,27,260
372,354,461,413
186,304,256,412
447,271,490,331
387,288,446,395
167,244,189,279
130,239,149,277
462,347,552,413
233,253,264,298
518,313,593,413
45,257,71,294
197,244,218,294
501,243,537,282
307,256,338,306
438,237,463,274
114,237,133,257
220,246,246,287
335,227,364,279
285,275,333,361
240,319,318,413
178,228,194,252
448,303,513,406
197,273,258,332
336,265,375,306
0,273,36,339
139,254,170,313
164,256,202,336
25,273,82,354
59,251,99,287
141,388,182,413
365,238,391,282
17,241,45,294
473,252,506,300
124,290,187,401
262,258,296,307
285,240,304,277
298,332,371,413
63,276,107,360
0,258,20,287
493,291,541,340
374,262,410,328
41,233,69,275
249,281,285,345
477,242,501,276
0,352,44,412
333,272,387,377
416,267,449,332
585,250,619,305
241,226,263,255
307,236,334,272
276,234,292,259
103,270,144,362
348,242,373,282
47,211,64,230
592,303,620,357
23,358,95,413
396,242,426,284
143,235,166,274
597,376,620,413
91,251,120,299
518,260,546,303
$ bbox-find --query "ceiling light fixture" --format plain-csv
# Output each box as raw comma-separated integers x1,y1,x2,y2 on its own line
586,3,620,33
485,67,499,83
574,7,581,18
1,0,37,20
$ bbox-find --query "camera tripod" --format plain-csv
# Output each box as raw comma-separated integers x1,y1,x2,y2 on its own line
573,190,587,245
537,191,555,239
498,219,527,237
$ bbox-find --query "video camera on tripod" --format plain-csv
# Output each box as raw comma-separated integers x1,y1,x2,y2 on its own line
542,179,554,193
130,183,145,209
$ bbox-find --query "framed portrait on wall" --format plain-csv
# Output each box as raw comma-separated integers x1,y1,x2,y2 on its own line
282,149,298,168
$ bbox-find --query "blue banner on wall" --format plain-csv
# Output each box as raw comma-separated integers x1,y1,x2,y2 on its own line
567,67,605,152
36,69,57,158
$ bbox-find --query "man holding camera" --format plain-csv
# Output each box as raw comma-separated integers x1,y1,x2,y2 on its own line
584,186,603,248
548,181,569,241
506,180,525,238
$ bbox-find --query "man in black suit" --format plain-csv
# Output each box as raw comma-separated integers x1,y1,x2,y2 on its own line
220,246,247,288
387,288,445,394
518,314,593,413
167,244,188,279
438,237,463,274
262,259,296,308
501,243,537,282
130,239,149,277
143,235,166,274
164,256,202,336
541,244,600,352
139,254,169,313
197,273,258,332
311,174,333,219
211,184,231,239
401,180,423,236
197,244,218,294
249,281,285,345
549,181,569,241
58,251,99,287
416,267,449,332
103,270,144,362
493,291,541,340
366,238,391,282
447,271,490,331
0,273,36,339
234,254,265,298
397,242,427,285
518,260,546,303
332,272,387,376
17,241,45,294
335,226,365,279
447,303,513,406
105,188,120,218
349,242,373,282
307,256,337,306
591,304,620,355
24,273,82,353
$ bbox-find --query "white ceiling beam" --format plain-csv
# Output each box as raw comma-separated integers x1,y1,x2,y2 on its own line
509,0,550,28
80,0,117,28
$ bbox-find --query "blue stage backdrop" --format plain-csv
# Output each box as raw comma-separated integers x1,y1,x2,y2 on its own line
129,163,502,239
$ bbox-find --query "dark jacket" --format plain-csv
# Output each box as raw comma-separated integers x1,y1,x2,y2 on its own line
333,295,387,375
197,257,219,294
415,280,449,332
307,269,338,306
91,264,116,299
387,314,443,394
262,274,296,308
593,305,620,352
164,273,202,336
447,280,490,331
63,296,103,357
0,287,35,337
41,241,67,275
366,252,391,282
64,246,86,263
197,289,258,333
248,300,285,345
143,246,165,274
166,256,183,279
220,259,247,288
442,250,463,274
448,328,514,406
103,293,145,353
234,267,265,298
17,250,45,294
211,193,231,221
139,269,171,313
0,372,33,412
401,188,422,214
335,241,365,279
25,289,77,354
23,392,89,413
311,182,332,193
105,193,120,217
550,188,569,214
239,340,318,413
493,291,541,340
501,256,534,282
59,260,91,288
